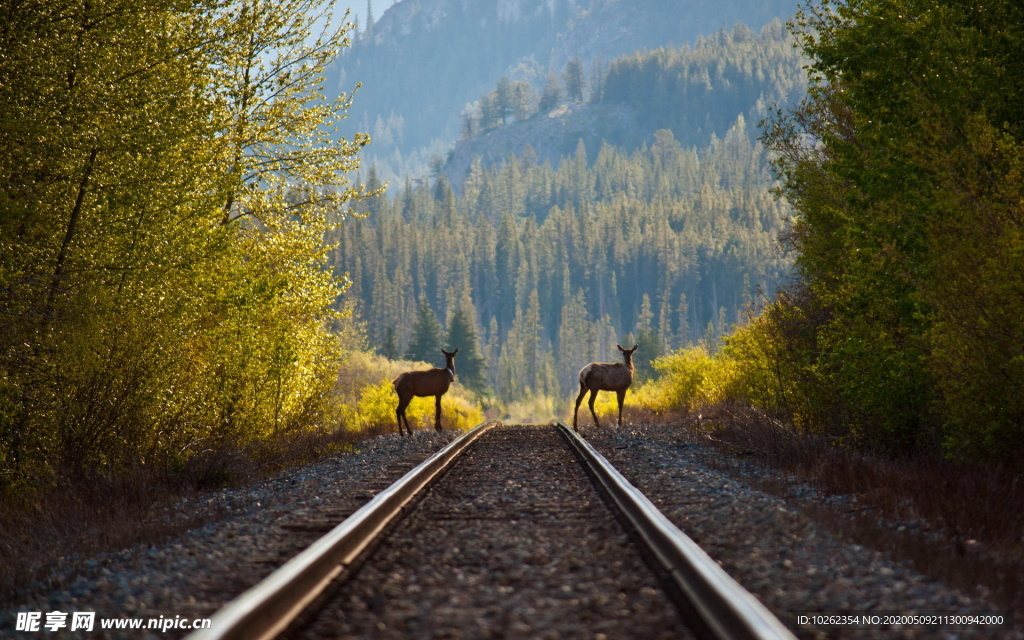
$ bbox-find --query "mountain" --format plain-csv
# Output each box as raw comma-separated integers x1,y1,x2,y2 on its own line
443,21,806,188
327,0,801,180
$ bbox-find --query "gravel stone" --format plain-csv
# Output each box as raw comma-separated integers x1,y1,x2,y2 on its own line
2,430,455,639
584,422,1021,640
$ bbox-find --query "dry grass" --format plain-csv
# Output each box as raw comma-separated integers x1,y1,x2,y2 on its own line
0,424,385,606
651,402,1024,616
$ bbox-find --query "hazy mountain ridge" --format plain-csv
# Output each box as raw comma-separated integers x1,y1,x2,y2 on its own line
328,0,800,180
445,21,806,188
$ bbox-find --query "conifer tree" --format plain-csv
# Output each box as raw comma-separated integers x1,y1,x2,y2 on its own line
445,307,487,393
381,326,399,360
405,297,444,364
633,294,663,381
564,56,586,103
538,70,563,113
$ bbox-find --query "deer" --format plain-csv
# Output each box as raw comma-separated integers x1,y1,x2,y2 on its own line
393,348,458,436
572,344,638,432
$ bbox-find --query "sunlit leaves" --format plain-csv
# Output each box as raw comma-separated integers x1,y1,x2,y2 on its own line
0,0,369,492
759,0,1024,461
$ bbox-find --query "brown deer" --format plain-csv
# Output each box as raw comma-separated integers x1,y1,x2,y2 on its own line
393,348,459,436
572,344,638,431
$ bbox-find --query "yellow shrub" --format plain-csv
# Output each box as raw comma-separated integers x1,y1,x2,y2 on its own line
627,346,742,414
332,351,484,434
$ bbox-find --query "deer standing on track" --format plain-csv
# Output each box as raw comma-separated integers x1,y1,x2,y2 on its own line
573,344,638,431
393,348,459,436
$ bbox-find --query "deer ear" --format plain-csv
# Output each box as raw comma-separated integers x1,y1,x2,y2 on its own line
616,344,625,352
631,344,638,352
453,348,459,355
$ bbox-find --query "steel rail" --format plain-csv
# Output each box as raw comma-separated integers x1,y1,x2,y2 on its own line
187,419,500,640
555,421,797,640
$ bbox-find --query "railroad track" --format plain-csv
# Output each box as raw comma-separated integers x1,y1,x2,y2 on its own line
188,422,795,640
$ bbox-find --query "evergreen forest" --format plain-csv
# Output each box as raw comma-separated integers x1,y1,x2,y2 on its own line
332,121,790,404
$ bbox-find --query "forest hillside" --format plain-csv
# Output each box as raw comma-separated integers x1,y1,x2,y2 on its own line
330,23,805,407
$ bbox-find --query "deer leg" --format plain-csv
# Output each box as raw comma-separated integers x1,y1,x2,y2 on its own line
588,389,601,429
573,383,588,431
434,394,443,432
616,389,627,427
396,397,411,436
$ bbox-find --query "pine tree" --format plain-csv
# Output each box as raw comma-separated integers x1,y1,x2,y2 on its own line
381,325,399,360
634,294,662,381
564,56,586,103
538,70,562,113
445,306,487,393
405,296,444,364
365,0,375,42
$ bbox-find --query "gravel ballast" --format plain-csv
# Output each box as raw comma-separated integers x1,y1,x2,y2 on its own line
584,422,1019,640
2,422,1017,639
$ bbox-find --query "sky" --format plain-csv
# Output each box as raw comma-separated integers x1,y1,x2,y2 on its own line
336,0,398,29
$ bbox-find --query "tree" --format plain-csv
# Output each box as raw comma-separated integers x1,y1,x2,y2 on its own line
364,0,375,42
538,70,563,113
512,81,535,121
446,307,487,393
564,56,586,103
494,76,514,125
381,326,400,360
762,0,1024,460
633,294,663,382
405,297,444,364
0,0,369,490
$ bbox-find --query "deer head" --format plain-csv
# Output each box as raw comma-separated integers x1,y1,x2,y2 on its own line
617,344,638,368
441,347,458,378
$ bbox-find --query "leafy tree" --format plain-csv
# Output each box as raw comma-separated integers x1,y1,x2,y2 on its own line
761,0,1024,460
0,0,368,491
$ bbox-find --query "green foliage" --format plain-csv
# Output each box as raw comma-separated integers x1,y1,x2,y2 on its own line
632,347,740,414
756,0,1024,462
0,0,368,493
334,352,483,434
